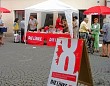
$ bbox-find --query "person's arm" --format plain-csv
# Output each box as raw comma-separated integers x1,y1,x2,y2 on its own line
13,22,16,27
35,20,38,26
0,23,4,26
74,21,78,27
34,20,38,27
0,20,4,26
101,24,106,34
58,19,63,26
59,22,63,26
19,21,22,29
91,24,94,31
73,21,76,28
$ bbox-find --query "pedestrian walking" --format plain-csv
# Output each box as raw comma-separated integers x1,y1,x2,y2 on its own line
101,18,110,57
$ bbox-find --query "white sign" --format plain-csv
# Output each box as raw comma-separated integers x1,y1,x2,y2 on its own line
47,38,83,86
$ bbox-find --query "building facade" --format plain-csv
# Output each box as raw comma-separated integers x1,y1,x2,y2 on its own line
1,0,105,35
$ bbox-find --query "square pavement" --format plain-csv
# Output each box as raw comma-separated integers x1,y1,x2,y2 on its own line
0,37,110,86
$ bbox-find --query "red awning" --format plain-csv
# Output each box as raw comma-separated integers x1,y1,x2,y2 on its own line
84,6,110,15
0,7,10,13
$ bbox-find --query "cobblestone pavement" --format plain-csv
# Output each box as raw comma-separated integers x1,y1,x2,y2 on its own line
0,37,110,86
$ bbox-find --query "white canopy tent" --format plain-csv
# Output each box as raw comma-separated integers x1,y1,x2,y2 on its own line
25,0,78,39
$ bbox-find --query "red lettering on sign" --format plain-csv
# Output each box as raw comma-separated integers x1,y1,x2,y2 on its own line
55,39,83,74
64,56,69,71
56,45,63,65
60,40,62,44
68,39,71,48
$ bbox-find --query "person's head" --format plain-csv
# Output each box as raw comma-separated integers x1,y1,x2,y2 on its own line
30,15,34,20
73,16,78,21
58,15,62,19
22,17,25,20
103,18,109,24
14,18,19,23
84,18,89,23
62,19,67,23
94,18,98,23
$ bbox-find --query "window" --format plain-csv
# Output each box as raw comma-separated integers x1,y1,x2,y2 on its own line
79,10,86,25
44,14,53,27
14,10,24,21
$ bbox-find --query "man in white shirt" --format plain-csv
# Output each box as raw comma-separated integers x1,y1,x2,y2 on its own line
28,15,38,31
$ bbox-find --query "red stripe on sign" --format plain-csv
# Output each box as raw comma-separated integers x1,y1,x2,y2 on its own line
52,72,76,82
68,39,71,48
74,39,83,73
64,56,69,71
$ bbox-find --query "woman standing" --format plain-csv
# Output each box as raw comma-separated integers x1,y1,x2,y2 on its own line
55,15,63,32
13,18,19,34
91,18,100,52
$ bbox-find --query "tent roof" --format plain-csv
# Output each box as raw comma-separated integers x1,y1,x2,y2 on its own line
25,0,78,13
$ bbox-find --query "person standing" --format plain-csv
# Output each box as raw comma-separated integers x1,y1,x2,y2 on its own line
73,16,79,38
55,15,63,32
0,15,4,45
13,18,19,34
101,19,110,57
91,18,100,52
20,17,25,43
28,15,38,31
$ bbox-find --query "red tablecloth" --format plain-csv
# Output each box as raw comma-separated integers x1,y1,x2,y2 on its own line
26,32,71,46
46,33,71,46
26,32,45,45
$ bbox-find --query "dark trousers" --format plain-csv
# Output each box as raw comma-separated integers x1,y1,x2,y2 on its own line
21,28,24,42
14,30,19,34
29,28,37,32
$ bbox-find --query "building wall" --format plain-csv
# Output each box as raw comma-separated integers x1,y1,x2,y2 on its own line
1,0,105,34
106,0,110,22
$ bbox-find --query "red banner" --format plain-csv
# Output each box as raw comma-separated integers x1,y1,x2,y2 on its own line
26,32,45,45
46,33,71,46
26,32,70,46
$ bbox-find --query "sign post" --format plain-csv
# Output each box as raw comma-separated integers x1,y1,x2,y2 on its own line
47,38,93,86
